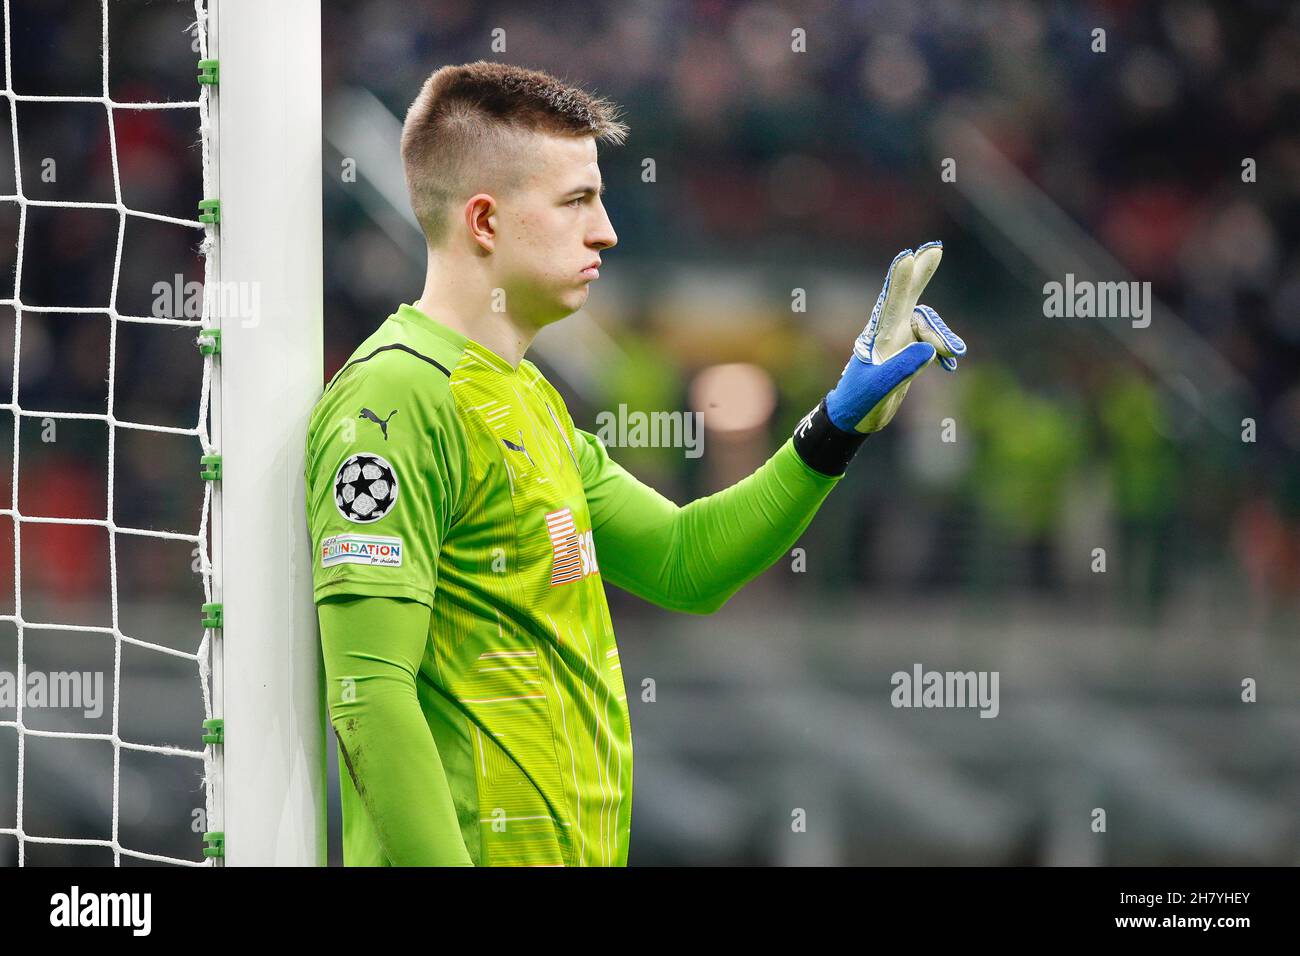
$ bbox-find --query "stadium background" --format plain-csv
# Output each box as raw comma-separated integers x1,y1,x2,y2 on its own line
1,0,1297,865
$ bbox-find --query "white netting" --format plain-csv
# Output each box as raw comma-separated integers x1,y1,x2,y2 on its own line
0,0,219,865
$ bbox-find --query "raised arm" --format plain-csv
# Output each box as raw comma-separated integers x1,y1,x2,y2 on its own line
580,243,965,615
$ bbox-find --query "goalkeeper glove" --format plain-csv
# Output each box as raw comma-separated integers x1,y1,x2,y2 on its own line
792,242,966,476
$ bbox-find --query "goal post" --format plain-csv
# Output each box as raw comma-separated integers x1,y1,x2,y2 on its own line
206,0,325,866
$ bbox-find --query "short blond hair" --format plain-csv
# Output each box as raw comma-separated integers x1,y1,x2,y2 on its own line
400,60,628,247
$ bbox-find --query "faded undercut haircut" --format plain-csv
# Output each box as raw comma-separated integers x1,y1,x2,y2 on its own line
400,60,628,248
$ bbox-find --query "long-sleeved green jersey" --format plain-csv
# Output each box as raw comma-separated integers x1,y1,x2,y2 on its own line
305,303,844,866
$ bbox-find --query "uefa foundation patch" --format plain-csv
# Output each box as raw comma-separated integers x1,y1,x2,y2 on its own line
320,533,403,568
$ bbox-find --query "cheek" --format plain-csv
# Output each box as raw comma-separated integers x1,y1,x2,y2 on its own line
502,210,575,286
522,222,572,279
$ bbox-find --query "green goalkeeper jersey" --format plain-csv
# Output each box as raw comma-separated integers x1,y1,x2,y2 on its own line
306,303,844,866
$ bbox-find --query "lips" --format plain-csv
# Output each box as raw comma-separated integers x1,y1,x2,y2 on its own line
581,260,601,280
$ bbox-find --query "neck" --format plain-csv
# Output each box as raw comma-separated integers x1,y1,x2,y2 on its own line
414,248,535,369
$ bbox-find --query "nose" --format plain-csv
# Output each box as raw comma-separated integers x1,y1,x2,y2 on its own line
589,202,618,251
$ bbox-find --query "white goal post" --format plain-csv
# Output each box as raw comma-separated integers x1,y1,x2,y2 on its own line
206,0,324,865
0,0,323,866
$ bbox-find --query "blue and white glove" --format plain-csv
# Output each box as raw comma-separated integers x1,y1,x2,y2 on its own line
792,242,966,475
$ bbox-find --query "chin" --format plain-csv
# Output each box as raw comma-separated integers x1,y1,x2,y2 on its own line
536,301,580,328
552,290,589,321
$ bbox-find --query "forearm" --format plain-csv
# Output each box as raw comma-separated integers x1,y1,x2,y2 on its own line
319,595,472,866
598,438,840,613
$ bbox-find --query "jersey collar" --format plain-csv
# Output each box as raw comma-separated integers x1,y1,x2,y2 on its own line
396,302,519,375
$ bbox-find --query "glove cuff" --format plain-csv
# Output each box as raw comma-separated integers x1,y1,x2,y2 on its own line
792,398,868,477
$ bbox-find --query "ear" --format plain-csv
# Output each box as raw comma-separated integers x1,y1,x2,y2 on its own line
464,193,498,252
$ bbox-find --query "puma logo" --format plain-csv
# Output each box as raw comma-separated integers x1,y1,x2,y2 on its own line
359,407,397,440
502,432,535,466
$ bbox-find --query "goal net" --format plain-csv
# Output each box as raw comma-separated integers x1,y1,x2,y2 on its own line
0,0,323,866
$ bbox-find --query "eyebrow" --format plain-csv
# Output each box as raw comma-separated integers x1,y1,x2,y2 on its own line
568,182,607,198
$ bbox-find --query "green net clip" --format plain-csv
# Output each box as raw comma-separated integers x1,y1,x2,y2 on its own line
197,328,221,355
202,718,224,745
202,831,225,859
202,602,223,629
200,454,222,481
197,59,219,86
198,199,221,225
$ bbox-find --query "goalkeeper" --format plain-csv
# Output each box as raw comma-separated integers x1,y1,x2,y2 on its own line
304,61,965,866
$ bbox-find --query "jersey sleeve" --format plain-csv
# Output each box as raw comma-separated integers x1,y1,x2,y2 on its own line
305,362,465,609
320,593,473,866
574,428,842,613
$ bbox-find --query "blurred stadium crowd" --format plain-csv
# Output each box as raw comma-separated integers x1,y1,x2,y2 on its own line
0,0,1292,626
0,0,1297,865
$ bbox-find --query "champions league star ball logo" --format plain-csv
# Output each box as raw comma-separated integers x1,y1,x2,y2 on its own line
333,453,399,523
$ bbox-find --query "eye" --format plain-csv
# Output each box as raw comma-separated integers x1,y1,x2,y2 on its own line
566,196,584,207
